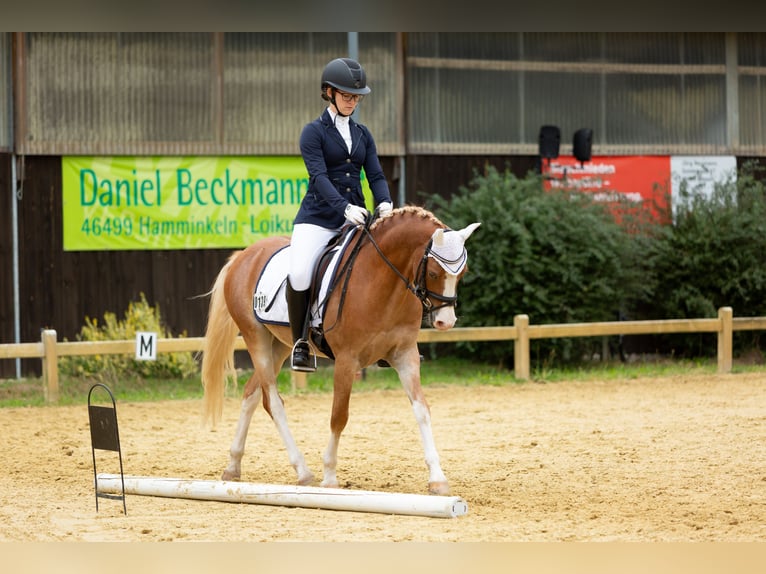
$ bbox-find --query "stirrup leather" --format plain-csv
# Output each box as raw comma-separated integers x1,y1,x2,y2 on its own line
290,339,317,372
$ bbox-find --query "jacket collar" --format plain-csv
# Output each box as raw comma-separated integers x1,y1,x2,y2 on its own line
321,107,356,128
321,108,358,152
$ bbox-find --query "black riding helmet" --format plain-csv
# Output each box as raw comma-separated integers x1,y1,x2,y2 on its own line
321,58,371,116
321,57,371,95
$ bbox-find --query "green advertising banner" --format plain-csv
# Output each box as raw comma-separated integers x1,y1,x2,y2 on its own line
62,156,372,251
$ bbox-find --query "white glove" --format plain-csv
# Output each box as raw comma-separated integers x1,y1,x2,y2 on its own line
344,203,369,225
377,201,393,216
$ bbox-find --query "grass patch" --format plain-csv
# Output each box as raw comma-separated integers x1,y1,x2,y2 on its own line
0,374,205,408
2,355,764,409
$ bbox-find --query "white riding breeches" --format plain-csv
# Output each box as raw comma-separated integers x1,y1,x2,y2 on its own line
288,223,341,291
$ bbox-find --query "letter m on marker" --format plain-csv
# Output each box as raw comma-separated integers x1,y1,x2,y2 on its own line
135,331,157,361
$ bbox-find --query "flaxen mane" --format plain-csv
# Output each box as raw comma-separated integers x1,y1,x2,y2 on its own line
370,205,446,231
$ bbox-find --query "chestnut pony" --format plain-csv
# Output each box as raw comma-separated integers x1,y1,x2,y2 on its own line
200,206,480,494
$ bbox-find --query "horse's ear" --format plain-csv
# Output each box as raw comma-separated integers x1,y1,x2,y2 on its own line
457,222,481,242
432,228,446,246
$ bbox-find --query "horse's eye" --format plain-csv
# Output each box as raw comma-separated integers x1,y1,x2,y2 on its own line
428,271,438,280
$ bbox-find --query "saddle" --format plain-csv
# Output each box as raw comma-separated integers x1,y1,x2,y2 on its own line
252,225,363,360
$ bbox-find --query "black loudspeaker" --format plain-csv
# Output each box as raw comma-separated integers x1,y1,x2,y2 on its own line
538,125,561,159
573,128,593,163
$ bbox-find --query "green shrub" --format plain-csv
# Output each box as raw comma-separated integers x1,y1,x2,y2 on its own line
644,161,766,356
59,293,199,383
426,161,766,364
426,165,654,367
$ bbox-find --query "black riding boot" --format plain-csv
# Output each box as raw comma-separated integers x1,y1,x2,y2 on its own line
286,280,315,372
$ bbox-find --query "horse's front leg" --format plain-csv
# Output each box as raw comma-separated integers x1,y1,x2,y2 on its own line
321,359,356,488
393,349,450,495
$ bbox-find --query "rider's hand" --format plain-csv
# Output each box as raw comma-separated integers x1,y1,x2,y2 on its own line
377,201,393,217
344,203,369,225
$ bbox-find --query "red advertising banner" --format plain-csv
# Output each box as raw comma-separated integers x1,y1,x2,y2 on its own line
542,156,672,224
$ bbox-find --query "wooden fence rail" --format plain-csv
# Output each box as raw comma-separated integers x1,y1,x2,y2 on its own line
3,306,764,404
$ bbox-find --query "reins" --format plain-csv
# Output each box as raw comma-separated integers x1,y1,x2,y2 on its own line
316,218,373,334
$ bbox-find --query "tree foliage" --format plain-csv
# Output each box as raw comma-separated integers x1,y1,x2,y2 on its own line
428,161,766,366
644,161,766,355
427,165,651,366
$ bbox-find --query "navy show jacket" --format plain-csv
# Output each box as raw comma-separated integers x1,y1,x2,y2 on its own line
296,108,392,229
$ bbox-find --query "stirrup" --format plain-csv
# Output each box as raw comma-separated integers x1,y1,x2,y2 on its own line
290,339,316,373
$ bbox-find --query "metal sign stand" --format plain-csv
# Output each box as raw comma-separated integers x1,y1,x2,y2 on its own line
88,383,127,514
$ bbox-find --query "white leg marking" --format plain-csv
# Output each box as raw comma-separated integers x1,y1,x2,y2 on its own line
222,388,262,480
412,399,448,486
396,356,449,491
267,384,314,485
321,433,340,488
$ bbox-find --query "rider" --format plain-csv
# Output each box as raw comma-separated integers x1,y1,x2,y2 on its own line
287,57,393,372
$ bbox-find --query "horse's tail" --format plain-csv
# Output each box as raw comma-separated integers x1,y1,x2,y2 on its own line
201,252,241,428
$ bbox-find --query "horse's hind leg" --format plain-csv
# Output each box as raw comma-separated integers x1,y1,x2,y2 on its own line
256,334,314,485
262,342,315,485
222,379,261,481
264,386,315,485
222,331,314,486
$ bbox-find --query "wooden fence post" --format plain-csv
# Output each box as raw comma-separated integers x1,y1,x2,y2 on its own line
717,306,733,373
41,329,59,404
291,371,307,391
513,314,530,381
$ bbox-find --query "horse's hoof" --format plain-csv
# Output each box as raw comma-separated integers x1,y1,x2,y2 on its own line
321,479,339,489
428,481,450,495
221,470,240,482
297,472,316,486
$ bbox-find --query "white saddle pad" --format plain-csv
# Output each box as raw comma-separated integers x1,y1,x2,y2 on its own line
252,231,356,328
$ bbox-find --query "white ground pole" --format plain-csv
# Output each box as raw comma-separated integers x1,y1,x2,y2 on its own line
97,474,468,519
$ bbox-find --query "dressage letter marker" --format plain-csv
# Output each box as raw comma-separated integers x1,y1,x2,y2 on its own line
135,332,157,360
96,474,468,519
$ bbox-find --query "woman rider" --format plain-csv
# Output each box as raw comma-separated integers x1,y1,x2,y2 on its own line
287,57,393,371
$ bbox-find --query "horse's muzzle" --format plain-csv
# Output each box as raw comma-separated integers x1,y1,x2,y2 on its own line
428,305,457,331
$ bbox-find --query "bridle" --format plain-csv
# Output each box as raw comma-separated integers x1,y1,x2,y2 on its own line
362,226,460,315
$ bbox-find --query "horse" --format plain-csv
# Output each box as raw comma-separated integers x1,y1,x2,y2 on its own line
200,205,480,495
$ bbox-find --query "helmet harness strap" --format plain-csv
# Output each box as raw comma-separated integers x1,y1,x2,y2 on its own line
328,88,350,118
